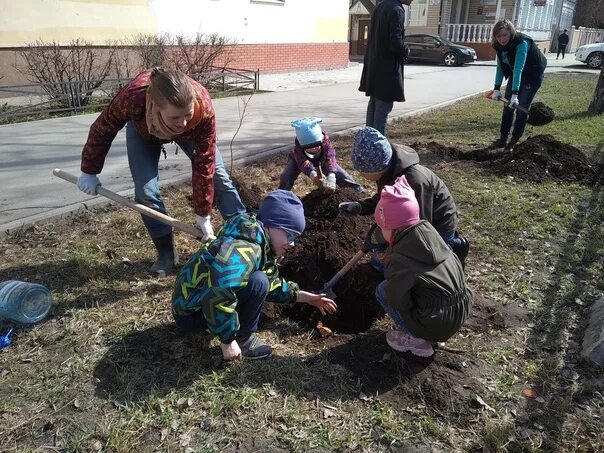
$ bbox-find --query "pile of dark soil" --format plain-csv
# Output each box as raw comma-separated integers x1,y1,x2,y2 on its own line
527,102,555,126
433,134,600,184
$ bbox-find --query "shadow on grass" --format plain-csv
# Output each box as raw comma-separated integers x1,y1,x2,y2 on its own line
0,259,162,317
522,162,604,448
93,326,405,405
93,322,485,429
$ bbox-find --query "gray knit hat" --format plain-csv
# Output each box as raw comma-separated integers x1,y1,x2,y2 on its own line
351,127,393,173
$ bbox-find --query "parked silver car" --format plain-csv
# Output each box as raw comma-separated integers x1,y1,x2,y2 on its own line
575,43,604,69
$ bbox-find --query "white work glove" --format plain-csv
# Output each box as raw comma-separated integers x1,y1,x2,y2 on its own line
508,94,520,109
322,173,336,193
196,215,215,241
76,172,101,195
491,89,501,101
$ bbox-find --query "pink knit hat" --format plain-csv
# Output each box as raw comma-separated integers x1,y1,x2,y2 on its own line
374,175,420,230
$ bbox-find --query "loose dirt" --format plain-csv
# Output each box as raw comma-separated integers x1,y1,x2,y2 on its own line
421,134,602,184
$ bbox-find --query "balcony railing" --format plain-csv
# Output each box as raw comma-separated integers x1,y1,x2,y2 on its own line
446,24,494,43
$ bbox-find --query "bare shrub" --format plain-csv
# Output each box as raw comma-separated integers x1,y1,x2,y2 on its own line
15,39,115,110
165,33,233,84
130,33,169,69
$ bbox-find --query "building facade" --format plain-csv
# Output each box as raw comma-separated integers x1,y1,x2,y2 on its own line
349,0,579,59
0,0,350,85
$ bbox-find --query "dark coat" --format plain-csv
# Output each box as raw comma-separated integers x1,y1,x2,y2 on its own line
359,0,407,102
358,144,459,236
558,32,569,46
384,220,473,342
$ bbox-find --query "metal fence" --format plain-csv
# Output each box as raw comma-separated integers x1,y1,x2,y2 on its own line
0,66,259,122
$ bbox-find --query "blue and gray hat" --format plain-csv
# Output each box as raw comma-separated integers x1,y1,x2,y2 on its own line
351,126,393,173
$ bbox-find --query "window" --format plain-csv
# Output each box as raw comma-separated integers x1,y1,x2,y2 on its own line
407,0,428,27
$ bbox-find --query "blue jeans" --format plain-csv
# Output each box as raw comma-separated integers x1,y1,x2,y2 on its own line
375,281,412,334
366,96,394,136
500,74,544,142
173,270,269,341
278,157,363,192
126,122,245,238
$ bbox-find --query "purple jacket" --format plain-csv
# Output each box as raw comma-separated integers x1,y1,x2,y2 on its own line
289,133,338,176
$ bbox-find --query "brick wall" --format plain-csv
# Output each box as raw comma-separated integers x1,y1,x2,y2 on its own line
0,42,350,86
216,42,350,72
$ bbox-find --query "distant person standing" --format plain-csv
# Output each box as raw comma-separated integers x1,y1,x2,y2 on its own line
557,29,569,59
359,0,413,136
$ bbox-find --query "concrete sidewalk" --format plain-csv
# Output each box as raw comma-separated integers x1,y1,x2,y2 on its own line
0,56,593,234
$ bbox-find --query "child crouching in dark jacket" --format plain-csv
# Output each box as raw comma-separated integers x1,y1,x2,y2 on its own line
172,190,337,361
374,175,473,357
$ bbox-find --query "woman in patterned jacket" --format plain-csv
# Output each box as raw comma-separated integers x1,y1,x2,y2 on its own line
172,190,337,361
76,68,245,277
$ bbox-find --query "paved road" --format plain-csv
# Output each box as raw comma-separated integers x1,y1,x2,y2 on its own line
0,58,591,233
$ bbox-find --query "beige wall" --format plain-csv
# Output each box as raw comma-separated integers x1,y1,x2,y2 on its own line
0,0,349,48
0,0,157,47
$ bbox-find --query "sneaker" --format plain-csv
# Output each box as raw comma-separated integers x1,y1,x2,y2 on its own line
238,334,272,359
386,330,434,357
491,138,507,149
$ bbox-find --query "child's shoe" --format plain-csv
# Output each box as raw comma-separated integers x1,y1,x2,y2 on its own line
386,330,434,357
238,333,272,359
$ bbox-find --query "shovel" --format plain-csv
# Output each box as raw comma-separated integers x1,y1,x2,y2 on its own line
53,168,203,239
321,223,385,300
485,90,554,126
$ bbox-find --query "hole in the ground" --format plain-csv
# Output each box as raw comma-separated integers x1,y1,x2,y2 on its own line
232,179,385,334
278,188,383,334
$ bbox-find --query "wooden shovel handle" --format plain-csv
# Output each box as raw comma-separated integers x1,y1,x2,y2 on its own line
322,250,366,292
53,168,203,238
485,89,530,114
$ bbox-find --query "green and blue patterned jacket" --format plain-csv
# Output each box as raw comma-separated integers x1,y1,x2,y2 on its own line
172,212,299,342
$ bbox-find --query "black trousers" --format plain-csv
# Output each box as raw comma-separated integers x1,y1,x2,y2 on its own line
557,44,567,58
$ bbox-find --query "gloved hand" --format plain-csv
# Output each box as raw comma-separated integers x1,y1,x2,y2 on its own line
196,215,215,241
322,173,336,193
76,172,101,195
309,171,321,187
491,89,501,101
508,94,519,109
338,201,361,215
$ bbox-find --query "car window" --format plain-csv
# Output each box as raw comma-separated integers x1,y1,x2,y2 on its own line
405,36,421,44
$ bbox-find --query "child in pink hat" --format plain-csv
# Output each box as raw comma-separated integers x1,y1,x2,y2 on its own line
374,176,473,357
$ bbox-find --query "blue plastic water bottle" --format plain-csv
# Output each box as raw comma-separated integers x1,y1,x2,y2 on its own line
0,280,52,324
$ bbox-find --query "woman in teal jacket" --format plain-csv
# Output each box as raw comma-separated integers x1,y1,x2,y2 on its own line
490,20,547,150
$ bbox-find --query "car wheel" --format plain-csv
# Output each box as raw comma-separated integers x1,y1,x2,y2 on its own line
443,52,458,66
586,52,603,69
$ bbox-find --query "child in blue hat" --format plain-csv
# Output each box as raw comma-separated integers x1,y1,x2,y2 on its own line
172,190,337,361
279,117,363,193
